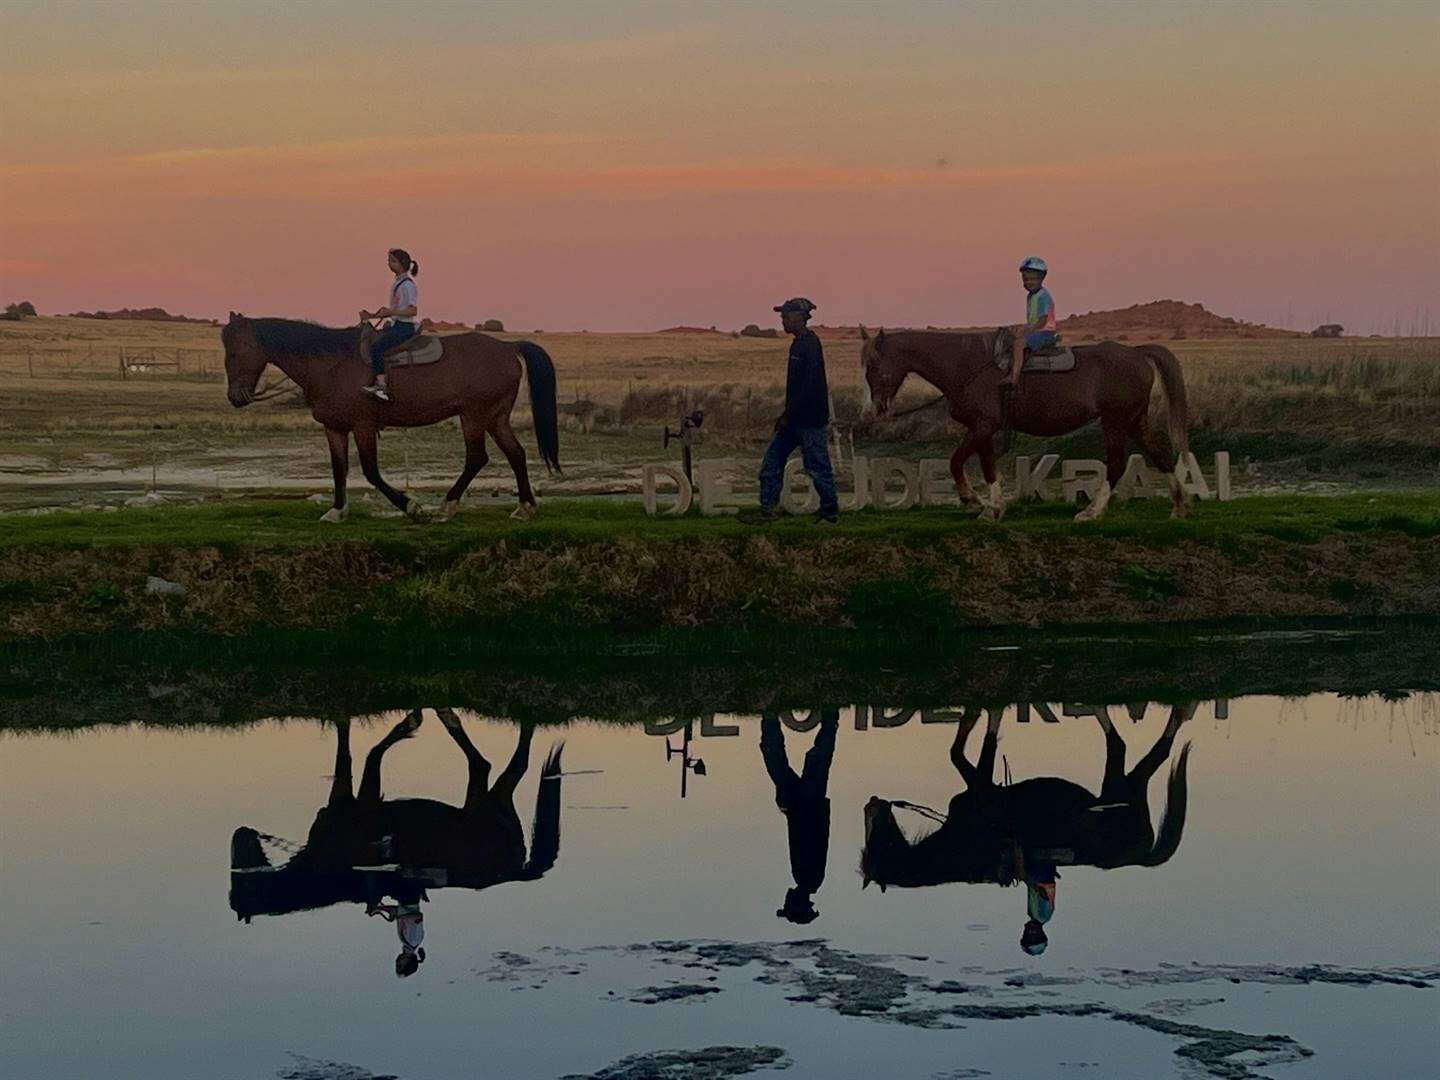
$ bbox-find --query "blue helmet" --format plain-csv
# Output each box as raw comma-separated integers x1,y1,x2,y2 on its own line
1018,256,1048,274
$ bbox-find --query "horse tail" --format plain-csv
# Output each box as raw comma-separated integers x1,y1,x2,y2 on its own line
1138,344,1190,462
516,341,561,475
523,742,564,878
1142,742,1191,866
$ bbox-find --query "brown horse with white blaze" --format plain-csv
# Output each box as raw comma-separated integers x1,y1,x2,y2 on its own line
860,328,1191,520
223,314,560,522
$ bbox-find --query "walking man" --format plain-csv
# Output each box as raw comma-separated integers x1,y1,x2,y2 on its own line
754,297,839,523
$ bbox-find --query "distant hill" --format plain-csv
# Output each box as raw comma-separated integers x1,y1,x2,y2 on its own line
814,301,1301,341
656,325,726,335
1059,300,1300,340
69,307,218,326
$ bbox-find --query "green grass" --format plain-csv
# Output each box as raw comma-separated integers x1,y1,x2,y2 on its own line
4,491,1440,550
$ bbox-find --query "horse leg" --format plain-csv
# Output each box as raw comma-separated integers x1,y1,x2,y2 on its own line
321,427,350,523
437,707,494,811
354,426,422,519
976,707,1002,778
1128,702,1198,789
1136,413,1191,519
327,718,355,808
949,709,995,791
358,709,424,805
1096,706,1130,801
977,430,1005,521
1075,418,1125,521
437,412,489,522
490,415,537,520
490,723,535,803
949,436,984,512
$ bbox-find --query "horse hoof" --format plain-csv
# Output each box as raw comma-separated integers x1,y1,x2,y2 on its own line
404,500,431,523
319,507,348,524
510,503,537,522
435,500,459,522
980,506,1002,523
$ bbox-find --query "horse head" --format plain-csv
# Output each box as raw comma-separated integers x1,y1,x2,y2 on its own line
222,312,265,408
858,326,901,417
860,795,915,891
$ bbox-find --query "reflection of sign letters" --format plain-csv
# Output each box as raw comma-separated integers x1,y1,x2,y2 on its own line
642,454,1234,515
645,701,1229,736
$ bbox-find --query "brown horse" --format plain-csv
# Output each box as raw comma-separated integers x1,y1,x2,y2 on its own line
222,314,560,522
860,328,1191,520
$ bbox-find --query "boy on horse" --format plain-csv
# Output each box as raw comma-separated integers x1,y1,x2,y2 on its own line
360,247,420,402
1002,255,1059,387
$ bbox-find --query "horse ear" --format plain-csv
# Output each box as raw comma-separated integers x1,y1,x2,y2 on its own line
228,311,237,323
859,325,869,342
876,328,885,348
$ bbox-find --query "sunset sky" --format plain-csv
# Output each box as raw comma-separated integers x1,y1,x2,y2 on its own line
2,0,1435,333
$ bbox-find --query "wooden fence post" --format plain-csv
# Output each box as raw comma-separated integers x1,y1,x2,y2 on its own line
119,347,127,379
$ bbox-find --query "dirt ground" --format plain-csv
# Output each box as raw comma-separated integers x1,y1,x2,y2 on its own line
1,317,1437,510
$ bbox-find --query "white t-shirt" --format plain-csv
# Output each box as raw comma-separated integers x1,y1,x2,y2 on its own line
389,274,418,325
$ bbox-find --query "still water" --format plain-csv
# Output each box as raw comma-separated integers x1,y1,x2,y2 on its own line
3,692,1437,1079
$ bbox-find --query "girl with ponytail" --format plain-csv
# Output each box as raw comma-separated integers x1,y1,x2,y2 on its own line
360,248,420,401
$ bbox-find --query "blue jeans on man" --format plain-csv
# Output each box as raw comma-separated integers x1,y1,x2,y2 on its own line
759,424,839,517
369,321,419,375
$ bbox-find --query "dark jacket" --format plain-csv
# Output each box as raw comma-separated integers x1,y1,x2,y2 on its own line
783,329,830,428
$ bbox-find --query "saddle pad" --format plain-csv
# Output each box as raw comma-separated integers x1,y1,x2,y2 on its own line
1023,347,1075,373
384,334,444,366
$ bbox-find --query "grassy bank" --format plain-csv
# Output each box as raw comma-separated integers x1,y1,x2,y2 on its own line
1,495,1438,646
4,620,1437,730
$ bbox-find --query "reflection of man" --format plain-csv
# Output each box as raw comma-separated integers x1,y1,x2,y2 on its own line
367,878,427,977
760,710,839,923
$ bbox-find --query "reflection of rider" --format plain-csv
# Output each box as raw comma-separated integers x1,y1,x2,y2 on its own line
367,878,427,978
760,710,839,924
1019,851,1057,956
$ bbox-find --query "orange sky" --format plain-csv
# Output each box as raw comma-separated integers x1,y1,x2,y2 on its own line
1,1,1436,333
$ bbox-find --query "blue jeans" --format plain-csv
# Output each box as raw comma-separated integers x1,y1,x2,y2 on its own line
370,322,419,376
1025,330,1059,351
759,425,839,515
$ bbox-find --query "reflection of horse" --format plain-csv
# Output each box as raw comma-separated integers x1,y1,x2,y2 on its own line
222,313,560,523
860,328,1191,521
861,703,1193,914
230,709,563,922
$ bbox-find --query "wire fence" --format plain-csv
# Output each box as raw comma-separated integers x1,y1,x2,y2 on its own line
0,345,227,380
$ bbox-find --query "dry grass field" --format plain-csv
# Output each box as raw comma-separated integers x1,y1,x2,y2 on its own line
1,316,1437,508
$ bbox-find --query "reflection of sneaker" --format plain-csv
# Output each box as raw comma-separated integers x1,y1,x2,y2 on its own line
362,384,390,402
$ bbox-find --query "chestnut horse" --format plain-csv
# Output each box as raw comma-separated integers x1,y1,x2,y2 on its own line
222,314,560,522
860,329,1191,521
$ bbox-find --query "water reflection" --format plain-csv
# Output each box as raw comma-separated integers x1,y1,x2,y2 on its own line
761,709,840,924
861,702,1195,955
229,708,564,977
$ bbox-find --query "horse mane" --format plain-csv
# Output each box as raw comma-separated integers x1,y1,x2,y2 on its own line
249,317,360,359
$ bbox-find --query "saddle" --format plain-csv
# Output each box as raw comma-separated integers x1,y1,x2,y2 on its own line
993,327,1076,373
380,334,444,366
